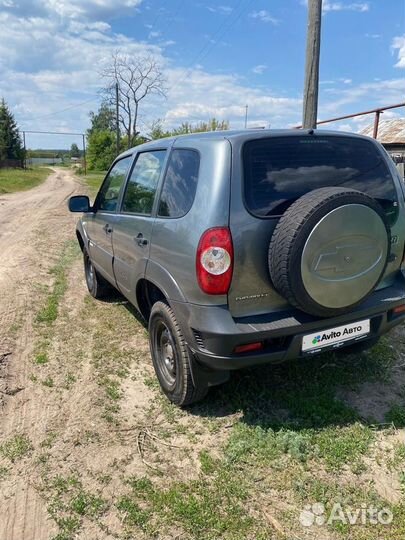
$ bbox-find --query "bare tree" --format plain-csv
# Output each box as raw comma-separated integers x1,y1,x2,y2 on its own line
101,52,166,149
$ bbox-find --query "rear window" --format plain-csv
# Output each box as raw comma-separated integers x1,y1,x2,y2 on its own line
243,135,398,224
158,149,200,218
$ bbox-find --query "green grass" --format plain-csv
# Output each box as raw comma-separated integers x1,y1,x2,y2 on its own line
44,475,106,540
0,434,33,462
385,405,405,427
117,472,268,540
35,352,49,365
313,423,374,470
36,241,80,325
0,167,51,194
82,170,106,197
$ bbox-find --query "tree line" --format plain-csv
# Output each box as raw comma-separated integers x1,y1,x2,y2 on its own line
0,98,25,166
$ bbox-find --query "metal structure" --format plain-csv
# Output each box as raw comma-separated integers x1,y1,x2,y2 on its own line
295,102,405,139
21,130,87,174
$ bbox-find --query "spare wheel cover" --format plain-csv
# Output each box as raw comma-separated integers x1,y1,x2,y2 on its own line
301,203,388,309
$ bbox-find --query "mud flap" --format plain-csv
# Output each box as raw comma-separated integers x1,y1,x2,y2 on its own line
188,349,230,389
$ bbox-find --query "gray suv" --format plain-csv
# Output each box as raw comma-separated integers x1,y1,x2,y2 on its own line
69,130,405,406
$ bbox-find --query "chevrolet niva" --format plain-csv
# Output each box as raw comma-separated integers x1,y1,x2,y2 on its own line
69,129,405,405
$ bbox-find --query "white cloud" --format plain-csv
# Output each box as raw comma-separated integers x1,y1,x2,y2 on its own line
42,0,143,19
249,10,278,24
69,20,111,33
207,5,233,14
323,1,369,12
148,30,161,39
392,35,405,68
163,69,301,128
319,78,405,117
251,64,268,75
0,0,143,20
300,0,369,13
365,33,381,39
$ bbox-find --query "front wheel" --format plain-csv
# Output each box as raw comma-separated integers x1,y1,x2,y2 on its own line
148,301,208,406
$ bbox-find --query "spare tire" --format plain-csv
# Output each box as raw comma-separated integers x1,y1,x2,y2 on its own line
268,187,390,318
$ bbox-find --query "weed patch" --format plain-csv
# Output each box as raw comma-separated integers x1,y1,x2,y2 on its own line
0,434,33,462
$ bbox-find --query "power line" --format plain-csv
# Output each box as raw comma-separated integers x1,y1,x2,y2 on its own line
168,0,253,96
26,95,100,122
21,130,85,136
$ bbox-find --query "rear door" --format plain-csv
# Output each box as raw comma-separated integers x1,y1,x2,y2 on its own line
112,149,167,303
87,155,133,283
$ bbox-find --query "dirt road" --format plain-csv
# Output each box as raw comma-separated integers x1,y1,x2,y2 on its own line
0,169,81,539
0,168,79,355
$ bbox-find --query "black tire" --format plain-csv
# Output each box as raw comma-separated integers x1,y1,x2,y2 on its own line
268,187,390,318
148,301,208,406
83,249,113,299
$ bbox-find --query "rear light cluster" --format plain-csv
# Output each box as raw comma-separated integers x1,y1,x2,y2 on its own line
234,342,263,354
196,227,233,295
393,304,405,315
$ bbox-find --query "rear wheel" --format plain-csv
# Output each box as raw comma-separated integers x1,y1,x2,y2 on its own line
83,249,112,299
149,301,208,406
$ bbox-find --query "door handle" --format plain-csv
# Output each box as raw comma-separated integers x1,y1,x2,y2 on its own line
103,223,113,234
135,233,148,247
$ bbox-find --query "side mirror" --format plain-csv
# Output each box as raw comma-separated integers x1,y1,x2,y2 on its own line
68,195,91,213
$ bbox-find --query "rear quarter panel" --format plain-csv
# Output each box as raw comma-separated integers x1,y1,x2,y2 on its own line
147,138,232,305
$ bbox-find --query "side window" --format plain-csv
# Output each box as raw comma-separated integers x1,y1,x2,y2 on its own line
122,150,166,214
97,156,132,212
158,149,200,218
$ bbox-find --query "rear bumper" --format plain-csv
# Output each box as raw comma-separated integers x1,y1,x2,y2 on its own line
171,277,405,371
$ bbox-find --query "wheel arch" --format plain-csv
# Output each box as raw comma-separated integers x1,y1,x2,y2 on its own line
76,230,85,252
136,279,168,321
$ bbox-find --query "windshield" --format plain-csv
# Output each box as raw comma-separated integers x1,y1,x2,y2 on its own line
243,135,398,224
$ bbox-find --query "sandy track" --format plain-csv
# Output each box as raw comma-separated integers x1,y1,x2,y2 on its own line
0,169,81,540
0,168,79,355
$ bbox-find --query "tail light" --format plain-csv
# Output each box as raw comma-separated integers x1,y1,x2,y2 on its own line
196,227,233,295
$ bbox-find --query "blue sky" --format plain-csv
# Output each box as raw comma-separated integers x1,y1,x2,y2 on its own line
0,0,404,149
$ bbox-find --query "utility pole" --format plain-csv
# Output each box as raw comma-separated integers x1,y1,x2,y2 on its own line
115,82,120,155
82,134,87,175
244,105,248,128
22,131,26,170
302,0,322,129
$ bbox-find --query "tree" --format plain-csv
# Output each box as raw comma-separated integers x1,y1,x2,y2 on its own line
0,98,24,163
148,118,230,139
86,102,118,170
101,52,166,149
70,143,80,158
147,119,172,140
88,102,116,136
87,130,116,171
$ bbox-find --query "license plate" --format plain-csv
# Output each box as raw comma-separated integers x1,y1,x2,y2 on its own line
302,319,370,352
